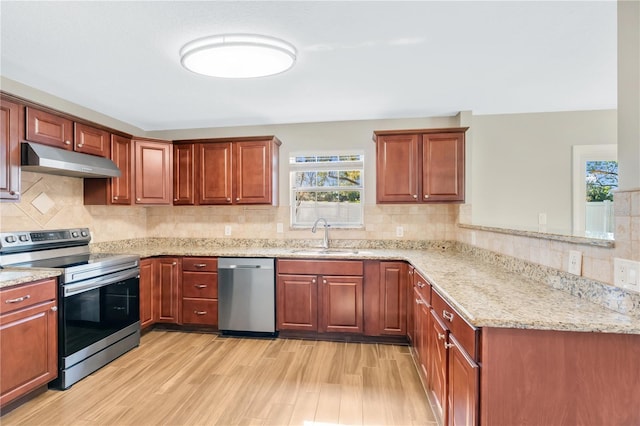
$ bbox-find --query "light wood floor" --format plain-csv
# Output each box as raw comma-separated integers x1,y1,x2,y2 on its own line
1,330,437,425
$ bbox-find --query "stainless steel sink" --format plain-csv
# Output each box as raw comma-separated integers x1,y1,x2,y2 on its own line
289,248,371,256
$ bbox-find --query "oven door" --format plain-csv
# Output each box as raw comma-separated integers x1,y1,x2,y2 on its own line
61,268,140,360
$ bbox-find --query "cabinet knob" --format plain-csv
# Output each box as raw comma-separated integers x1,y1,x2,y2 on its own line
226,198,231,202
136,198,141,202
173,198,178,202
172,262,177,266
323,279,327,284
77,143,84,148
113,196,119,200
8,190,18,196
51,306,58,312
412,194,418,199
236,197,240,201
65,140,71,145
312,279,316,283
424,194,430,199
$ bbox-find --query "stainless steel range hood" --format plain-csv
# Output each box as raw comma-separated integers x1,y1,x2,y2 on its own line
21,142,121,178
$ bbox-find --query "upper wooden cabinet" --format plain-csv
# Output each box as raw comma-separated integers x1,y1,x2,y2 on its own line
0,97,22,201
374,128,467,203
83,134,133,205
134,139,173,205
26,107,111,157
173,136,281,206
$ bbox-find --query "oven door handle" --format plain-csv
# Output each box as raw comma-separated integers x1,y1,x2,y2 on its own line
64,268,140,297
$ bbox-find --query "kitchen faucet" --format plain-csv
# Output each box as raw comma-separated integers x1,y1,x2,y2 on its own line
312,218,330,249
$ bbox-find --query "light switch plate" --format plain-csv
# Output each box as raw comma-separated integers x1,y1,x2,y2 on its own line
276,223,284,233
224,225,232,236
568,250,582,275
396,226,404,237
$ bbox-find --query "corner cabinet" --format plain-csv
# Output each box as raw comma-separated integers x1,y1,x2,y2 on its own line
173,136,281,206
0,97,22,201
0,278,58,408
374,128,467,203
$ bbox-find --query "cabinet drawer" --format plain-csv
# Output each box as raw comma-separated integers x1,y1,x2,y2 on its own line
182,299,217,326
277,259,363,276
182,272,217,299
432,289,478,361
182,257,217,272
0,279,57,315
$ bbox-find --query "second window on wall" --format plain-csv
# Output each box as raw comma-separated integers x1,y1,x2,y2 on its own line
289,152,364,228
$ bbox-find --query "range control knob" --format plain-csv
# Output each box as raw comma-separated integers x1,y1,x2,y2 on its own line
71,231,79,238
81,231,88,237
18,235,29,242
4,235,16,243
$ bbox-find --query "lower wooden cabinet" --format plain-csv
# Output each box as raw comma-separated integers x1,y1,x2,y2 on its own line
447,335,479,426
0,278,58,408
276,259,363,333
139,258,154,329
156,257,180,323
428,309,450,422
181,257,218,327
378,261,407,335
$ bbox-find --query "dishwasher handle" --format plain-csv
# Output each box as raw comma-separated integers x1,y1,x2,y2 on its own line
225,265,263,269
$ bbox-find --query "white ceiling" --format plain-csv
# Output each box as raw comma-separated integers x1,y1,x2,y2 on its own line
0,1,617,132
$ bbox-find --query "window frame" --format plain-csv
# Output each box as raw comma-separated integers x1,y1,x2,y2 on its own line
289,150,365,229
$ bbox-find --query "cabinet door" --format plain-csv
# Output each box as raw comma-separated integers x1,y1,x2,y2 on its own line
379,261,407,335
375,134,420,203
422,132,464,202
234,140,274,204
139,258,154,329
74,123,109,157
407,268,415,343
134,140,173,204
320,275,363,333
156,258,180,323
448,335,479,426
26,107,73,149
0,299,57,407
0,98,21,201
110,134,132,205
173,143,196,205
199,142,233,205
428,309,449,423
276,274,318,331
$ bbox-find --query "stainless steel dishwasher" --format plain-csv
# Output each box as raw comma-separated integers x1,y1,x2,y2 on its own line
218,257,276,336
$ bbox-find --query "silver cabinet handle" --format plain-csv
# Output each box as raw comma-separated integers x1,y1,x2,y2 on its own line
415,298,422,305
442,310,454,322
417,282,426,288
408,270,413,275
194,310,207,315
438,333,446,340
65,140,71,145
5,295,30,304
195,284,207,289
194,263,207,268
444,342,454,349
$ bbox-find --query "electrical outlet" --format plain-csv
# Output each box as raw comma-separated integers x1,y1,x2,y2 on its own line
224,225,232,236
614,258,640,292
567,250,582,275
396,226,404,237
276,223,284,233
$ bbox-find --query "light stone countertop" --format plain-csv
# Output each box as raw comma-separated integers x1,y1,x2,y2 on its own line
2,243,638,335
0,269,61,288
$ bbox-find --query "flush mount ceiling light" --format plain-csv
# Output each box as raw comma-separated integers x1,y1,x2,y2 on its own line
180,34,297,78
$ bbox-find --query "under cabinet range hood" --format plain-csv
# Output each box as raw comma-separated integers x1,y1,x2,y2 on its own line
21,142,121,178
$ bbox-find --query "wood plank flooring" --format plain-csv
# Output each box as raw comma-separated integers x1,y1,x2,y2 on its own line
1,330,437,425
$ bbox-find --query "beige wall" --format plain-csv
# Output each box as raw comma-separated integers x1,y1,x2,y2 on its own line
468,109,617,233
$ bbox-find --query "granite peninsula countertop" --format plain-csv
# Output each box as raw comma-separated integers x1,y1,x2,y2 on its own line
0,269,61,288
2,243,638,335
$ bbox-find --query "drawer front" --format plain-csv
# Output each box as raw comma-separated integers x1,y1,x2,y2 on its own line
277,259,363,276
0,278,57,315
182,299,217,326
432,289,478,361
414,271,431,305
182,272,217,298
182,257,217,272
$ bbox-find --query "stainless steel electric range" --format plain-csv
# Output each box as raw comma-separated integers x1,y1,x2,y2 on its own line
0,228,140,389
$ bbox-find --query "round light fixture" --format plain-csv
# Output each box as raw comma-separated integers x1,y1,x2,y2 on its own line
180,34,297,78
